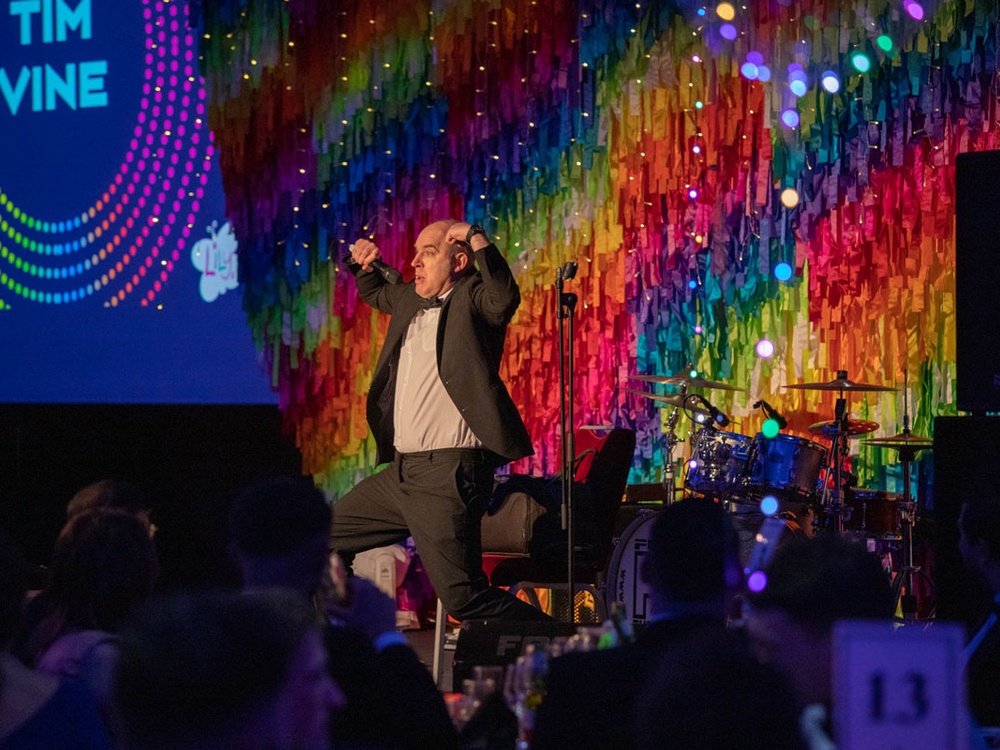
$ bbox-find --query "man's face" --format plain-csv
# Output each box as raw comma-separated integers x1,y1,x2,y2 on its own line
747,607,831,709
264,629,345,750
411,224,467,299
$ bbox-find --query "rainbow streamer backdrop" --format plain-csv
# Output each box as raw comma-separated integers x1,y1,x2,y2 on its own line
194,0,996,497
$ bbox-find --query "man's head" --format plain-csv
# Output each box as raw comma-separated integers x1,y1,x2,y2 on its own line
640,497,741,611
114,589,344,750
745,534,894,708
411,220,472,299
229,477,332,597
66,479,150,523
48,508,159,632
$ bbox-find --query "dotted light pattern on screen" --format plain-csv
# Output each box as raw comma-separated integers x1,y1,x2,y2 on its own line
0,0,211,309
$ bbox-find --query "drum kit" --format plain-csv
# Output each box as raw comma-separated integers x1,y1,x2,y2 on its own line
609,369,934,627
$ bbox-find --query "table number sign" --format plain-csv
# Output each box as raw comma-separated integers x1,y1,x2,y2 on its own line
834,621,967,750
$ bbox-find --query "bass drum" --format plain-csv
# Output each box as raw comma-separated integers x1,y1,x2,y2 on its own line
605,511,659,630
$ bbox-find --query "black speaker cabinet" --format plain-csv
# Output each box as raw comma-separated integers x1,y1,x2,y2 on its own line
452,620,578,686
932,416,999,627
956,151,1000,413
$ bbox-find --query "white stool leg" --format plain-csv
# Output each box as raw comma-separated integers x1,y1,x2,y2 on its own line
432,597,447,688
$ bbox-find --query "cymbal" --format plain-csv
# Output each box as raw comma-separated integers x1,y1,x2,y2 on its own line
808,418,880,438
783,377,896,393
864,432,934,451
632,374,744,391
624,388,710,416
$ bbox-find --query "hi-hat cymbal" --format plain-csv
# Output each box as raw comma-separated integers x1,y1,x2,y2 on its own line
864,433,934,451
783,377,896,393
808,418,880,438
632,374,744,391
624,388,710,416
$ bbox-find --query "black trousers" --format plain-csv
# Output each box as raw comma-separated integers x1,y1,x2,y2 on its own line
331,448,550,622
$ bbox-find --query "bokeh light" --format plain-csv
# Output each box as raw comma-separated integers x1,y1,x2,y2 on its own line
820,70,841,93
716,2,736,21
780,188,799,208
756,338,775,358
760,495,780,516
904,0,925,20
762,418,781,439
774,261,793,281
876,35,894,52
747,570,768,593
720,23,737,41
741,62,759,80
747,51,764,66
757,65,772,82
781,109,800,128
850,51,872,73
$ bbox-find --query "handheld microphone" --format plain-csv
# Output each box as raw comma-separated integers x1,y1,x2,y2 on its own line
696,394,730,428
344,245,402,284
753,399,788,430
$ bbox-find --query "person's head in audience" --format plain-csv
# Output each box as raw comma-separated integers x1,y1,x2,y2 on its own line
229,476,332,598
66,479,151,525
632,631,805,750
18,508,157,663
959,499,1000,593
114,589,344,750
641,497,742,617
745,534,894,709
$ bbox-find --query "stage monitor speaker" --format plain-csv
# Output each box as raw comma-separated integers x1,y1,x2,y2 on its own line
956,151,1000,413
932,416,999,627
452,620,579,686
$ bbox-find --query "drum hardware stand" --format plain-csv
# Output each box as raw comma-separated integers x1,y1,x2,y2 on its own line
660,384,686,501
556,261,579,624
821,393,851,535
891,443,922,622
884,370,931,623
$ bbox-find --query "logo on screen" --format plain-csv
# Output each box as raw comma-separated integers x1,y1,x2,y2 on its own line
191,221,238,303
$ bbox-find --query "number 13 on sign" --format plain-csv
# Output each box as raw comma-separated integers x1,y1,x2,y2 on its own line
834,621,967,749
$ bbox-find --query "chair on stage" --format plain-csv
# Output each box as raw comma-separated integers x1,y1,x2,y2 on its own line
431,427,636,686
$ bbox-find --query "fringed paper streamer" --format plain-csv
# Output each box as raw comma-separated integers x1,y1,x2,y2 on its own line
193,0,1000,497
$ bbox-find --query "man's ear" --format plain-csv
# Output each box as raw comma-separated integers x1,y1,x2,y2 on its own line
452,249,471,273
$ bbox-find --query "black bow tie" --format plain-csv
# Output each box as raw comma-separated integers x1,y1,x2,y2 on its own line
417,296,443,309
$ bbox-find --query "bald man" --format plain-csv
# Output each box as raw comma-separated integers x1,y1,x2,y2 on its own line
331,220,547,622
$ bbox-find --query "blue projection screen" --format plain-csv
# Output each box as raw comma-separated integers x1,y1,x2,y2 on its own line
0,0,276,404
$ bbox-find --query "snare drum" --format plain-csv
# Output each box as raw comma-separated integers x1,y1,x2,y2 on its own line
844,489,903,539
742,434,826,503
605,512,658,629
685,429,753,500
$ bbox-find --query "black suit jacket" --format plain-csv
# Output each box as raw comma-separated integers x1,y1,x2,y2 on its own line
325,624,458,750
532,616,731,750
354,243,533,466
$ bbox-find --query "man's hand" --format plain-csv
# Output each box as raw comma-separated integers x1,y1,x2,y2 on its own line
351,238,381,273
324,574,398,643
446,222,490,251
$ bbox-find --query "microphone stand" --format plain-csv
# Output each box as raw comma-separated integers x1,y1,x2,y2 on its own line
556,262,578,624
